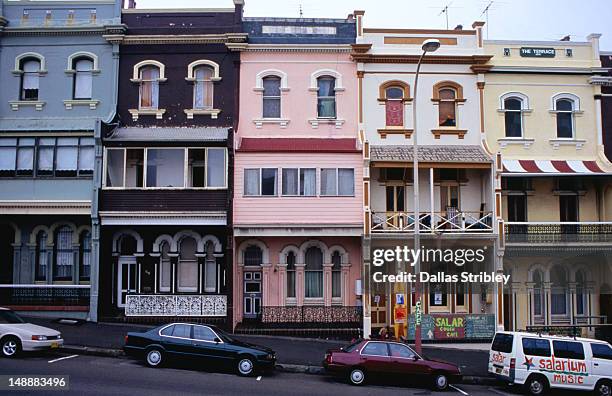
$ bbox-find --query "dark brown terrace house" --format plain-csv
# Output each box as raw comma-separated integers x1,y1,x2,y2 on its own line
96,1,245,328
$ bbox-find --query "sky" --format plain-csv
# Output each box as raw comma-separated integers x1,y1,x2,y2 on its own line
134,0,612,49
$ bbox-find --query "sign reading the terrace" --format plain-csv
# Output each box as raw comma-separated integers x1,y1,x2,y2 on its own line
520,47,555,58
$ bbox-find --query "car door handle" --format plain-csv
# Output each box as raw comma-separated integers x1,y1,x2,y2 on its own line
594,363,599,366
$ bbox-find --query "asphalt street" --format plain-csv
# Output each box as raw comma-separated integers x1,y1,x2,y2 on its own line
0,351,578,396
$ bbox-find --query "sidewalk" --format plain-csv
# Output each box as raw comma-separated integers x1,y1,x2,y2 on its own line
26,316,491,379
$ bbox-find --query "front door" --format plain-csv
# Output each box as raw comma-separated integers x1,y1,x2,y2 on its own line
117,256,137,307
243,271,262,319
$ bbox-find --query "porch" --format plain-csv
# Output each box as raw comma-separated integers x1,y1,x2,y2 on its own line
0,284,90,313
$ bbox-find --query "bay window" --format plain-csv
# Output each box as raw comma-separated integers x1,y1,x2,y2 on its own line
320,168,354,196
104,147,227,189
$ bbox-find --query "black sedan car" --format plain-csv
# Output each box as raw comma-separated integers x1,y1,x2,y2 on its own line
124,323,276,376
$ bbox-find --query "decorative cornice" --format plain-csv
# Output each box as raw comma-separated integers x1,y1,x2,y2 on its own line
240,43,352,53
351,53,493,66
589,76,612,86
351,43,372,54
118,33,247,46
364,28,476,35
2,24,126,37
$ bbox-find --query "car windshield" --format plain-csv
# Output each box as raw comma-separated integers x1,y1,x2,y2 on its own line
0,310,26,324
341,339,363,352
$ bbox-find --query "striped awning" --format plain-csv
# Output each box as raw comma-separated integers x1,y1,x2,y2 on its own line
502,159,607,175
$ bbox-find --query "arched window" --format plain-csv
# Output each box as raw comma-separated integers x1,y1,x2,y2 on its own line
193,66,214,110
331,251,342,298
575,270,588,317
159,242,171,292
550,265,569,319
139,65,160,109
119,235,137,256
73,58,93,100
79,230,91,281
438,88,457,127
54,226,74,281
20,58,41,101
503,97,523,137
317,76,336,118
204,242,217,293
244,245,263,266
35,231,47,281
385,87,405,127
178,237,198,292
286,251,296,299
304,246,323,298
532,269,544,324
262,76,281,118
556,99,574,138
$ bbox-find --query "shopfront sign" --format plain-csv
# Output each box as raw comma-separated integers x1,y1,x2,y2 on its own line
406,313,495,341
520,47,555,58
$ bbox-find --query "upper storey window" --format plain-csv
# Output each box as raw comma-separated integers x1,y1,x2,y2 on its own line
317,76,336,119
262,76,281,118
385,87,404,127
555,99,575,138
432,81,465,128
193,66,214,110
73,58,94,100
20,59,41,101
139,66,160,110
504,98,523,137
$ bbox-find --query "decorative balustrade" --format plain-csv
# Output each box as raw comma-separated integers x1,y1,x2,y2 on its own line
0,284,90,306
505,222,612,244
261,306,362,325
125,294,227,317
370,211,493,234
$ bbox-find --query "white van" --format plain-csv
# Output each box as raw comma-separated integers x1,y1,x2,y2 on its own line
488,331,612,395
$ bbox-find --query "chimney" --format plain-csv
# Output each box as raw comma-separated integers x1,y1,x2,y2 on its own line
472,21,485,48
560,35,570,41
454,24,463,30
353,10,365,40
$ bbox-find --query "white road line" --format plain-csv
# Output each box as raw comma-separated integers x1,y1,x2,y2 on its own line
487,387,513,396
256,376,262,381
449,384,469,395
48,354,79,364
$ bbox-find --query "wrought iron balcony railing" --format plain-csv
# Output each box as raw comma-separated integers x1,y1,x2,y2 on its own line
371,211,493,234
261,306,362,325
125,294,227,317
505,222,612,244
0,284,90,306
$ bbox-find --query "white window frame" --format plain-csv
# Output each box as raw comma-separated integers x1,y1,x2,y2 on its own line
550,93,581,140
320,168,355,197
243,167,278,197
281,167,316,197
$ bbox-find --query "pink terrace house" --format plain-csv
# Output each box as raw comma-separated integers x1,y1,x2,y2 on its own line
233,14,363,336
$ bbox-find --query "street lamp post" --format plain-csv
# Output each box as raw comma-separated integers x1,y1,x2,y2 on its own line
412,39,440,355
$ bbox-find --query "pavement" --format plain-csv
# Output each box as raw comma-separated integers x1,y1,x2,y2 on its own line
0,351,525,396
24,316,493,383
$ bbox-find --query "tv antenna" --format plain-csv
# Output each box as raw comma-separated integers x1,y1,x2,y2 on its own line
480,1,494,38
299,4,303,18
438,1,453,30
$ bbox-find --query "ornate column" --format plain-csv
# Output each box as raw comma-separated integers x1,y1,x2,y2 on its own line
277,263,287,306
323,262,333,307
168,253,179,294
261,262,272,308
341,262,351,307
295,262,306,307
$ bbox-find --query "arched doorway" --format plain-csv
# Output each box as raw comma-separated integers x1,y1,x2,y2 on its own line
243,244,263,319
117,234,138,307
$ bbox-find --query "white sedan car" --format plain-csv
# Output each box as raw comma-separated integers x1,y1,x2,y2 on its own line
0,307,63,357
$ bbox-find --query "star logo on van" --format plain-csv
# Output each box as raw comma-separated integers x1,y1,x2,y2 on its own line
523,357,535,371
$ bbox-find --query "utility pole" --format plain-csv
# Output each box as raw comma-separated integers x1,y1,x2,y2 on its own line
438,2,452,30
480,1,494,39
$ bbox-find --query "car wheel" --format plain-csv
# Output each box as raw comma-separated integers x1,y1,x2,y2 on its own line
145,348,163,368
525,375,548,396
348,368,366,386
432,373,449,391
237,357,255,376
1,337,21,358
596,380,612,396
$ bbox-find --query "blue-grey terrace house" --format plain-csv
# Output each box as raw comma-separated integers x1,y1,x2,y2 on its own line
0,0,124,321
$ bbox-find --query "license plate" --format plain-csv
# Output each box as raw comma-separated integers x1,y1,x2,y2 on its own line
50,342,59,349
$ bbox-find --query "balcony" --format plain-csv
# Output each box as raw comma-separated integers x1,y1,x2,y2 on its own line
505,222,612,244
370,210,494,234
0,285,90,310
125,294,227,317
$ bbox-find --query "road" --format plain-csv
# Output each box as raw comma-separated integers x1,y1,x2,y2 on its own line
0,350,538,396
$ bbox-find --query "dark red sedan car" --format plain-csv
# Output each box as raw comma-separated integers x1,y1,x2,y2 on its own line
323,339,461,391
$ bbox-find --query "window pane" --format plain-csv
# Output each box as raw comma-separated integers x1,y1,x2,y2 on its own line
0,147,16,174
80,231,91,280
125,149,144,187
338,168,354,196
553,340,584,360
317,77,335,96
261,168,277,196
362,342,389,356
389,344,415,358
54,226,74,280
16,147,34,173
320,168,337,196
557,99,572,111
505,111,522,137
386,87,403,99
439,101,456,126
332,271,341,298
263,98,281,118
22,60,40,100
522,338,551,357
146,149,185,188
36,232,48,281
263,76,281,96
193,326,216,342
172,324,191,338
139,67,159,109
78,146,94,174
300,168,316,196
282,168,298,196
244,169,260,196
317,98,336,118
106,149,125,187
557,113,573,138
206,148,225,187
439,88,455,100
56,146,79,175
37,146,55,176
591,344,612,360
204,258,217,293
188,149,205,188
505,98,521,111
74,59,93,99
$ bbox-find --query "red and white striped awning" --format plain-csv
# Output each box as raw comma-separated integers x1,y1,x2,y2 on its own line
502,159,608,175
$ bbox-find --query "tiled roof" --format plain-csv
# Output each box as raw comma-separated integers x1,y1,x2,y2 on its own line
106,127,229,142
370,145,492,163
238,138,359,153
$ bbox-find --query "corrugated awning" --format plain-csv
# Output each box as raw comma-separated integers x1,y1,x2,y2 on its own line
502,159,608,175
237,138,359,153
106,127,229,142
370,145,492,164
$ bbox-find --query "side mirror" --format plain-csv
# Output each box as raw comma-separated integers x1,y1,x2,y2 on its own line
214,337,221,343
412,355,419,361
